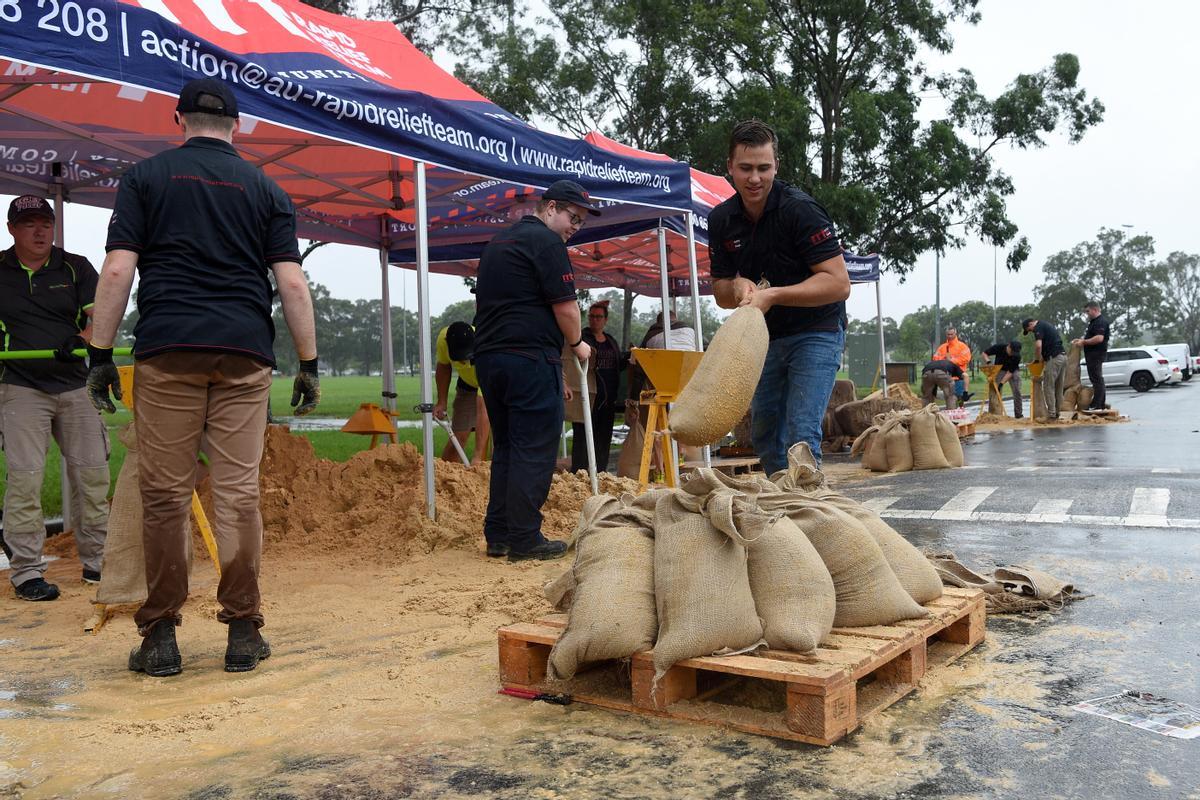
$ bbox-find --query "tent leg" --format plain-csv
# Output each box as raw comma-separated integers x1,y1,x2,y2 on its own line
622,288,633,350
876,279,888,393
379,232,396,414
52,173,75,534
415,162,436,521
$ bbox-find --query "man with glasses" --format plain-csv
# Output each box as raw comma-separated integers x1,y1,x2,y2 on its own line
473,179,599,561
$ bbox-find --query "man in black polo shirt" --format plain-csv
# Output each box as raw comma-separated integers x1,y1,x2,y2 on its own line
983,339,1024,418
0,195,109,602
1022,317,1067,419
709,119,851,473
1073,301,1110,409
920,357,963,409
85,79,320,677
473,179,597,562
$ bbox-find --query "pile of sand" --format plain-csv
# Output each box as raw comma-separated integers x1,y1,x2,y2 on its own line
236,426,640,562
974,412,1123,428
887,382,925,411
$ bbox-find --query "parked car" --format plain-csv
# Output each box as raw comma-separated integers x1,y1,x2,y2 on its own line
1078,347,1173,392
1153,342,1193,381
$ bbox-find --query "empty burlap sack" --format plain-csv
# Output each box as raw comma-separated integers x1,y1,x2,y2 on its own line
548,493,659,680
756,492,927,628
811,491,942,604
1065,343,1082,387
933,411,965,467
834,394,909,437
670,306,768,446
910,404,951,470
681,469,832,653
652,487,764,682
97,423,193,604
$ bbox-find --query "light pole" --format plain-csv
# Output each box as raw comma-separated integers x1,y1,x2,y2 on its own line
933,248,941,352
992,245,998,344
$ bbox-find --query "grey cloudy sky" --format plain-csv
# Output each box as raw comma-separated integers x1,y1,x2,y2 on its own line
9,0,1194,337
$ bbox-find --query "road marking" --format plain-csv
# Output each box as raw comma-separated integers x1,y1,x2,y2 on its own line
1008,466,1042,472
1152,468,1182,474
861,496,900,512
1032,499,1073,514
931,487,997,520
876,509,1200,529
1130,488,1170,516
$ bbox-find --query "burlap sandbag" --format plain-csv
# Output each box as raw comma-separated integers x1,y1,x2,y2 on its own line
1063,385,1080,413
771,441,826,492
1077,386,1094,410
756,491,927,627
652,487,764,681
862,429,890,472
548,493,658,680
670,307,769,446
911,405,951,470
1031,369,1049,420
884,422,914,472
1065,343,1082,387
834,395,909,437
681,469,832,653
812,491,943,604
933,411,965,467
616,413,647,479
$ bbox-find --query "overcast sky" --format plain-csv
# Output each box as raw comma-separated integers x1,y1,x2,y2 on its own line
8,0,1195,337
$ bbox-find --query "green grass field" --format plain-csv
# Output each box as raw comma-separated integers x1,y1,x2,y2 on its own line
2,376,454,519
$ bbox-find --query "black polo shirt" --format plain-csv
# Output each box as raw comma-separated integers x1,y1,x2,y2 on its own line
106,136,301,366
708,180,845,339
983,343,1020,374
922,359,963,379
1030,320,1065,359
473,216,576,361
1084,314,1110,354
0,246,97,394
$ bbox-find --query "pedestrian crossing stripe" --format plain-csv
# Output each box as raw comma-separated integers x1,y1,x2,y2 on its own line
863,487,1200,529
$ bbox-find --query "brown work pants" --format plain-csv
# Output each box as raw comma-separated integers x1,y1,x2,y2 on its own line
132,353,271,635
921,369,957,409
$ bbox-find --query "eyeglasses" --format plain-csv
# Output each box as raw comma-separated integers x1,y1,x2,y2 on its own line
557,204,585,228
588,314,606,319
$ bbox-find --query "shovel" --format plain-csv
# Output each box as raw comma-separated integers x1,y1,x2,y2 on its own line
433,416,471,465
572,354,598,495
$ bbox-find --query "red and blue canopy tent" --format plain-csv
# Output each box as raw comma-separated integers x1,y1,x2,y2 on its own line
0,0,696,517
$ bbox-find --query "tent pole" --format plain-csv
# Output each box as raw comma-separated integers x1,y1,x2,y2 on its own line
415,162,436,520
379,217,396,414
622,288,633,350
685,211,711,467
52,168,75,535
657,225,680,485
876,277,888,393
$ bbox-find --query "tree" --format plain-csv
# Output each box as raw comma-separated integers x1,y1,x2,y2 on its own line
1035,228,1166,344
1158,251,1200,354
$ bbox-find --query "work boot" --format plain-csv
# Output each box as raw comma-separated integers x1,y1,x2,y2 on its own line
225,619,271,673
14,577,59,602
508,539,568,562
485,542,510,558
128,620,183,677
82,569,101,585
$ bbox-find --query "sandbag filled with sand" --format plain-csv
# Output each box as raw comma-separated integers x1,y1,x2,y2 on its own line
652,487,764,681
911,405,951,470
1065,343,1083,387
834,394,909,437
883,419,914,472
812,491,943,605
548,493,659,680
771,441,827,492
756,492,928,628
933,411,965,467
1077,386,1094,410
670,307,768,446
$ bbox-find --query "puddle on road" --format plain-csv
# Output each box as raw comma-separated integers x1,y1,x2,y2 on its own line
0,676,79,720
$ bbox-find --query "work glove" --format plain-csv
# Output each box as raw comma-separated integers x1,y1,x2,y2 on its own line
85,344,122,413
291,357,321,416
53,334,86,363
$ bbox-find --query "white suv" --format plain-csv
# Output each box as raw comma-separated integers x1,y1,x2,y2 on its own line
1079,347,1173,392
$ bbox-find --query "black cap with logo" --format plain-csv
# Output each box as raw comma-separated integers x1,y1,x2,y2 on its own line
176,79,239,118
7,195,55,224
445,321,475,362
542,180,602,216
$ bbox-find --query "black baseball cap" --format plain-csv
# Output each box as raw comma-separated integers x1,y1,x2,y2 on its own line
176,79,239,118
542,180,601,216
445,321,475,362
1009,339,1021,351
7,195,54,224
1020,318,1035,333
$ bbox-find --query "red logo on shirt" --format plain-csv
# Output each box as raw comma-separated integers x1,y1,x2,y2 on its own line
810,227,833,245
562,272,575,283
723,239,743,252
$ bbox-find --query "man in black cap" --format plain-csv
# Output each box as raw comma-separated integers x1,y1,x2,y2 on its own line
982,339,1025,418
920,356,964,409
472,178,598,562
1022,317,1066,419
0,195,109,601
85,78,320,677
434,320,489,463
1072,302,1109,409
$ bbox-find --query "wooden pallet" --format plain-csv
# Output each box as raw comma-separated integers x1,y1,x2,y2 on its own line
956,421,976,438
498,587,985,746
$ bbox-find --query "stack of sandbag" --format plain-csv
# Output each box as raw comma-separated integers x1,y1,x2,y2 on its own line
887,381,925,411
833,389,909,438
1061,343,1095,416
670,307,769,446
820,379,858,453
853,404,963,472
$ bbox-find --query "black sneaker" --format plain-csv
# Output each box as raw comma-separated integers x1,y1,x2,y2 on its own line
485,542,510,558
508,539,568,562
82,569,101,585
225,619,271,673
962,392,974,402
128,620,183,677
14,577,59,602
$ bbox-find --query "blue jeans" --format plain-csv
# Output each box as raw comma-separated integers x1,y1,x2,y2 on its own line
954,378,966,398
751,327,845,475
475,351,564,553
